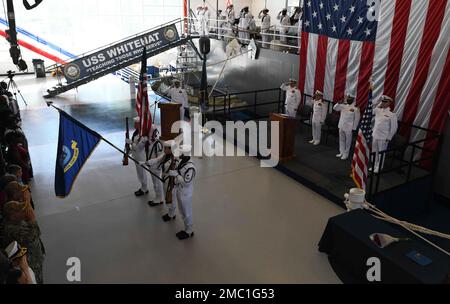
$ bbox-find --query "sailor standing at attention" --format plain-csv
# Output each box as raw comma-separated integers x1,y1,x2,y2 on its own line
126,117,149,196
259,9,271,48
168,80,189,121
226,4,236,25
171,145,197,240
280,79,301,118
196,6,204,34
238,7,252,43
371,95,398,173
203,6,211,35
279,9,290,44
309,90,327,145
333,95,360,160
146,128,164,207
145,140,178,222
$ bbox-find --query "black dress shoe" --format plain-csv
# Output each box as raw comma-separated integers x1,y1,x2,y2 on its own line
148,201,163,207
176,231,194,240
162,214,176,222
134,190,148,197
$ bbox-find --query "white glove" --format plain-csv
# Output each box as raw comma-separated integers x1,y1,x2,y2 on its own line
169,170,178,177
140,136,148,143
139,161,146,166
125,139,132,144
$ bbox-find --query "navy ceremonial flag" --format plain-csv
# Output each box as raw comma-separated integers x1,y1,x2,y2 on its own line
55,110,101,197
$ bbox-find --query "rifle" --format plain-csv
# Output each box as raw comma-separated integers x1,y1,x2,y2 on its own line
165,154,177,204
122,117,130,166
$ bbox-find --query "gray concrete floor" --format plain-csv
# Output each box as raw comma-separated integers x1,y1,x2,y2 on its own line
12,74,342,283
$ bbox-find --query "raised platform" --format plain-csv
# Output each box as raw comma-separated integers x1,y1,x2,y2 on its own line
276,123,430,209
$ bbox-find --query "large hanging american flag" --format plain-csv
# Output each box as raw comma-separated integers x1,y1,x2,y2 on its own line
299,0,450,155
352,87,374,190
136,47,152,137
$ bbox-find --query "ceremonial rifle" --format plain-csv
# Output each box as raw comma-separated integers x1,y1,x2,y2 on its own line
122,117,130,166
165,154,177,204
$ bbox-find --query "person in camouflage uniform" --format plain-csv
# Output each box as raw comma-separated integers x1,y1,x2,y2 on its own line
2,184,44,284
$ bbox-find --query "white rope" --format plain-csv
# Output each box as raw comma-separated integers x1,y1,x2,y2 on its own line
208,49,251,99
363,203,450,256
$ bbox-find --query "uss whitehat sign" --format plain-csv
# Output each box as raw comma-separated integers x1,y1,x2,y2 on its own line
62,24,180,84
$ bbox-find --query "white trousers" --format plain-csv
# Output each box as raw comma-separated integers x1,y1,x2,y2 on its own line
312,122,322,142
151,171,164,202
239,30,250,42
285,105,297,118
165,180,178,217
262,29,270,48
176,189,193,233
135,163,148,192
339,129,353,157
373,139,389,172
180,107,185,122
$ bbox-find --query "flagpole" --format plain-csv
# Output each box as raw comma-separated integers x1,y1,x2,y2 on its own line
47,102,164,182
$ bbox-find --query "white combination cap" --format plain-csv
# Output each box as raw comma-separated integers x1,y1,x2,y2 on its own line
315,90,324,96
381,95,394,102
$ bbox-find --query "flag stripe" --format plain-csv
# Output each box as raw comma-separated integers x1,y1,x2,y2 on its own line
401,0,447,134
411,5,450,146
323,37,338,101
393,0,429,120
305,33,319,96
429,48,450,132
355,42,375,109
333,39,350,102
382,0,413,107
372,0,397,101
314,35,329,93
298,31,310,94
345,41,363,98
421,48,450,168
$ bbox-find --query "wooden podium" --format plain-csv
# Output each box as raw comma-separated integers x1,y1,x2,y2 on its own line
158,102,181,141
270,113,297,161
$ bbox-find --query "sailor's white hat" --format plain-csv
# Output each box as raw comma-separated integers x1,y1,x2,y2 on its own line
174,144,192,157
163,140,177,149
5,241,27,260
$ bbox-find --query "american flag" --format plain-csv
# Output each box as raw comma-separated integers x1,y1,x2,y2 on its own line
352,87,374,190
136,47,152,137
299,0,450,157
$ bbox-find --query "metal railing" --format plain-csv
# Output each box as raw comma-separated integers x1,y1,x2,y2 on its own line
185,17,301,52
210,87,283,122
367,124,441,200
207,86,442,198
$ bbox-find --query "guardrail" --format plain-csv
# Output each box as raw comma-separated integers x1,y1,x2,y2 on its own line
185,17,301,52
210,88,283,122
208,87,442,199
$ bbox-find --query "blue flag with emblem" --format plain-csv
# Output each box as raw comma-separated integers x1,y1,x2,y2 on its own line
55,110,101,197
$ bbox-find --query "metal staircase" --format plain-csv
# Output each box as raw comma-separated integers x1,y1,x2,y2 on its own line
44,19,193,98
